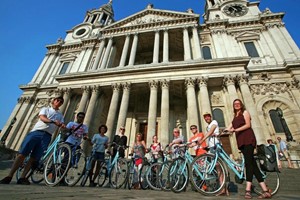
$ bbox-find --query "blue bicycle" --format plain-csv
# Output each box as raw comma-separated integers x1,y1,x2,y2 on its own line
192,134,280,196
16,133,72,186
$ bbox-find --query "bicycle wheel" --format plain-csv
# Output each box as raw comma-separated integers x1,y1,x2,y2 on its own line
44,143,71,186
16,156,30,181
65,149,86,186
97,162,108,187
190,154,226,196
252,164,280,195
109,158,128,189
146,162,162,191
139,163,150,190
127,161,135,190
80,157,92,187
168,157,189,193
159,160,172,191
31,160,46,184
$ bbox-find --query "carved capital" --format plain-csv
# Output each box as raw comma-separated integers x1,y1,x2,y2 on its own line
198,76,208,87
223,75,236,86
185,78,196,88
149,80,158,89
237,74,249,86
91,85,100,93
122,82,131,91
161,79,169,89
81,86,91,93
112,83,120,92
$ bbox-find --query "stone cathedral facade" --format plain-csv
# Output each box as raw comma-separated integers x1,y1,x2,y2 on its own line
2,0,300,162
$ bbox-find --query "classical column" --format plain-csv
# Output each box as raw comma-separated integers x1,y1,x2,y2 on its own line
185,78,199,134
237,74,265,145
128,33,138,66
100,37,113,69
119,35,130,67
117,83,131,129
153,30,160,64
183,27,192,61
192,26,202,59
163,29,169,63
223,75,239,106
197,77,211,131
83,85,100,152
77,86,91,113
106,84,121,140
92,39,106,70
60,88,71,114
147,80,158,146
160,80,169,145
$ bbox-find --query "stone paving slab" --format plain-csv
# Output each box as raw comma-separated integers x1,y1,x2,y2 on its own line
0,160,300,200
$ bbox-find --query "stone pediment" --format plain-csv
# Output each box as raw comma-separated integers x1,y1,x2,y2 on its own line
235,31,260,42
103,8,199,30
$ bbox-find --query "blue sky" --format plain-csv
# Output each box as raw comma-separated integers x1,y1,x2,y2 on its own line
0,0,299,130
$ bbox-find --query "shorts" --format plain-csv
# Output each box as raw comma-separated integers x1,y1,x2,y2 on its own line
93,152,105,161
283,150,290,159
135,158,143,166
19,130,52,161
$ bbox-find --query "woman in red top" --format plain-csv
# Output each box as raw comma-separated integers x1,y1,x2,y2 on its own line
225,99,271,199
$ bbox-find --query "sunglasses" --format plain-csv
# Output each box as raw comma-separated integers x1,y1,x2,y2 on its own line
190,127,196,130
120,128,125,130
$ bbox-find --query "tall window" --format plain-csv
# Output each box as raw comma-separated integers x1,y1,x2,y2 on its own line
269,108,293,141
212,108,225,128
244,42,259,57
202,46,212,60
59,62,70,75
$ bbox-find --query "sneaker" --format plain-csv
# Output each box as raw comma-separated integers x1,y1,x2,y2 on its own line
0,176,12,184
17,178,30,185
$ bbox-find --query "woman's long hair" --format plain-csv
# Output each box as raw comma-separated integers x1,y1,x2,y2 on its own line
233,99,245,116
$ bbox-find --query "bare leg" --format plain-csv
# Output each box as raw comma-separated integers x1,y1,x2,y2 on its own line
8,154,26,178
20,157,36,179
92,161,102,182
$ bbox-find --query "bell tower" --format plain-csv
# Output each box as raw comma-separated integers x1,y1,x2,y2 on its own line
203,0,261,22
83,0,114,26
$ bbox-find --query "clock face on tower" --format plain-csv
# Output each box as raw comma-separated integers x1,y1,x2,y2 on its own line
223,3,248,17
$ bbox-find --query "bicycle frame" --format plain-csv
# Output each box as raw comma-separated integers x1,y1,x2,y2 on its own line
210,143,245,180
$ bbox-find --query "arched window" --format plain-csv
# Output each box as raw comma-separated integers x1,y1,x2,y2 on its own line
269,108,293,141
212,108,225,128
269,109,284,133
202,46,212,60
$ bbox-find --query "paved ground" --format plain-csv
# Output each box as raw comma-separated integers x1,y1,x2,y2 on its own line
0,160,300,200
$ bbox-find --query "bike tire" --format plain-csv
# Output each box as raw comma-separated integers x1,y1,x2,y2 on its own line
190,154,227,196
159,160,172,191
168,157,189,193
252,163,280,196
44,143,71,186
109,158,128,189
139,163,150,190
31,160,46,184
65,149,86,186
97,162,108,187
127,161,135,190
146,162,162,191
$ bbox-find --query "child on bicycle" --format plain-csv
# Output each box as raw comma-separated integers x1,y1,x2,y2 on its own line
86,124,109,187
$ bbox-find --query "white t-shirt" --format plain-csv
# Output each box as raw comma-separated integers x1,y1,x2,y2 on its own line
31,106,64,135
65,122,88,145
206,120,220,148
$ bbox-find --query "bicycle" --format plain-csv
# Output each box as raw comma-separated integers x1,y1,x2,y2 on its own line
167,142,204,193
63,141,86,186
16,133,72,186
191,132,280,196
145,145,172,191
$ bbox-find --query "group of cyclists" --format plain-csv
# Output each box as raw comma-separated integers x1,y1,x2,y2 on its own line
0,96,275,199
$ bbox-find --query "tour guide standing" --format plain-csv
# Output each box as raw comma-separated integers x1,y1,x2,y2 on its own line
0,96,65,185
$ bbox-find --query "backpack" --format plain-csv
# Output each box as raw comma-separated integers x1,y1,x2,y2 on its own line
257,144,279,172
